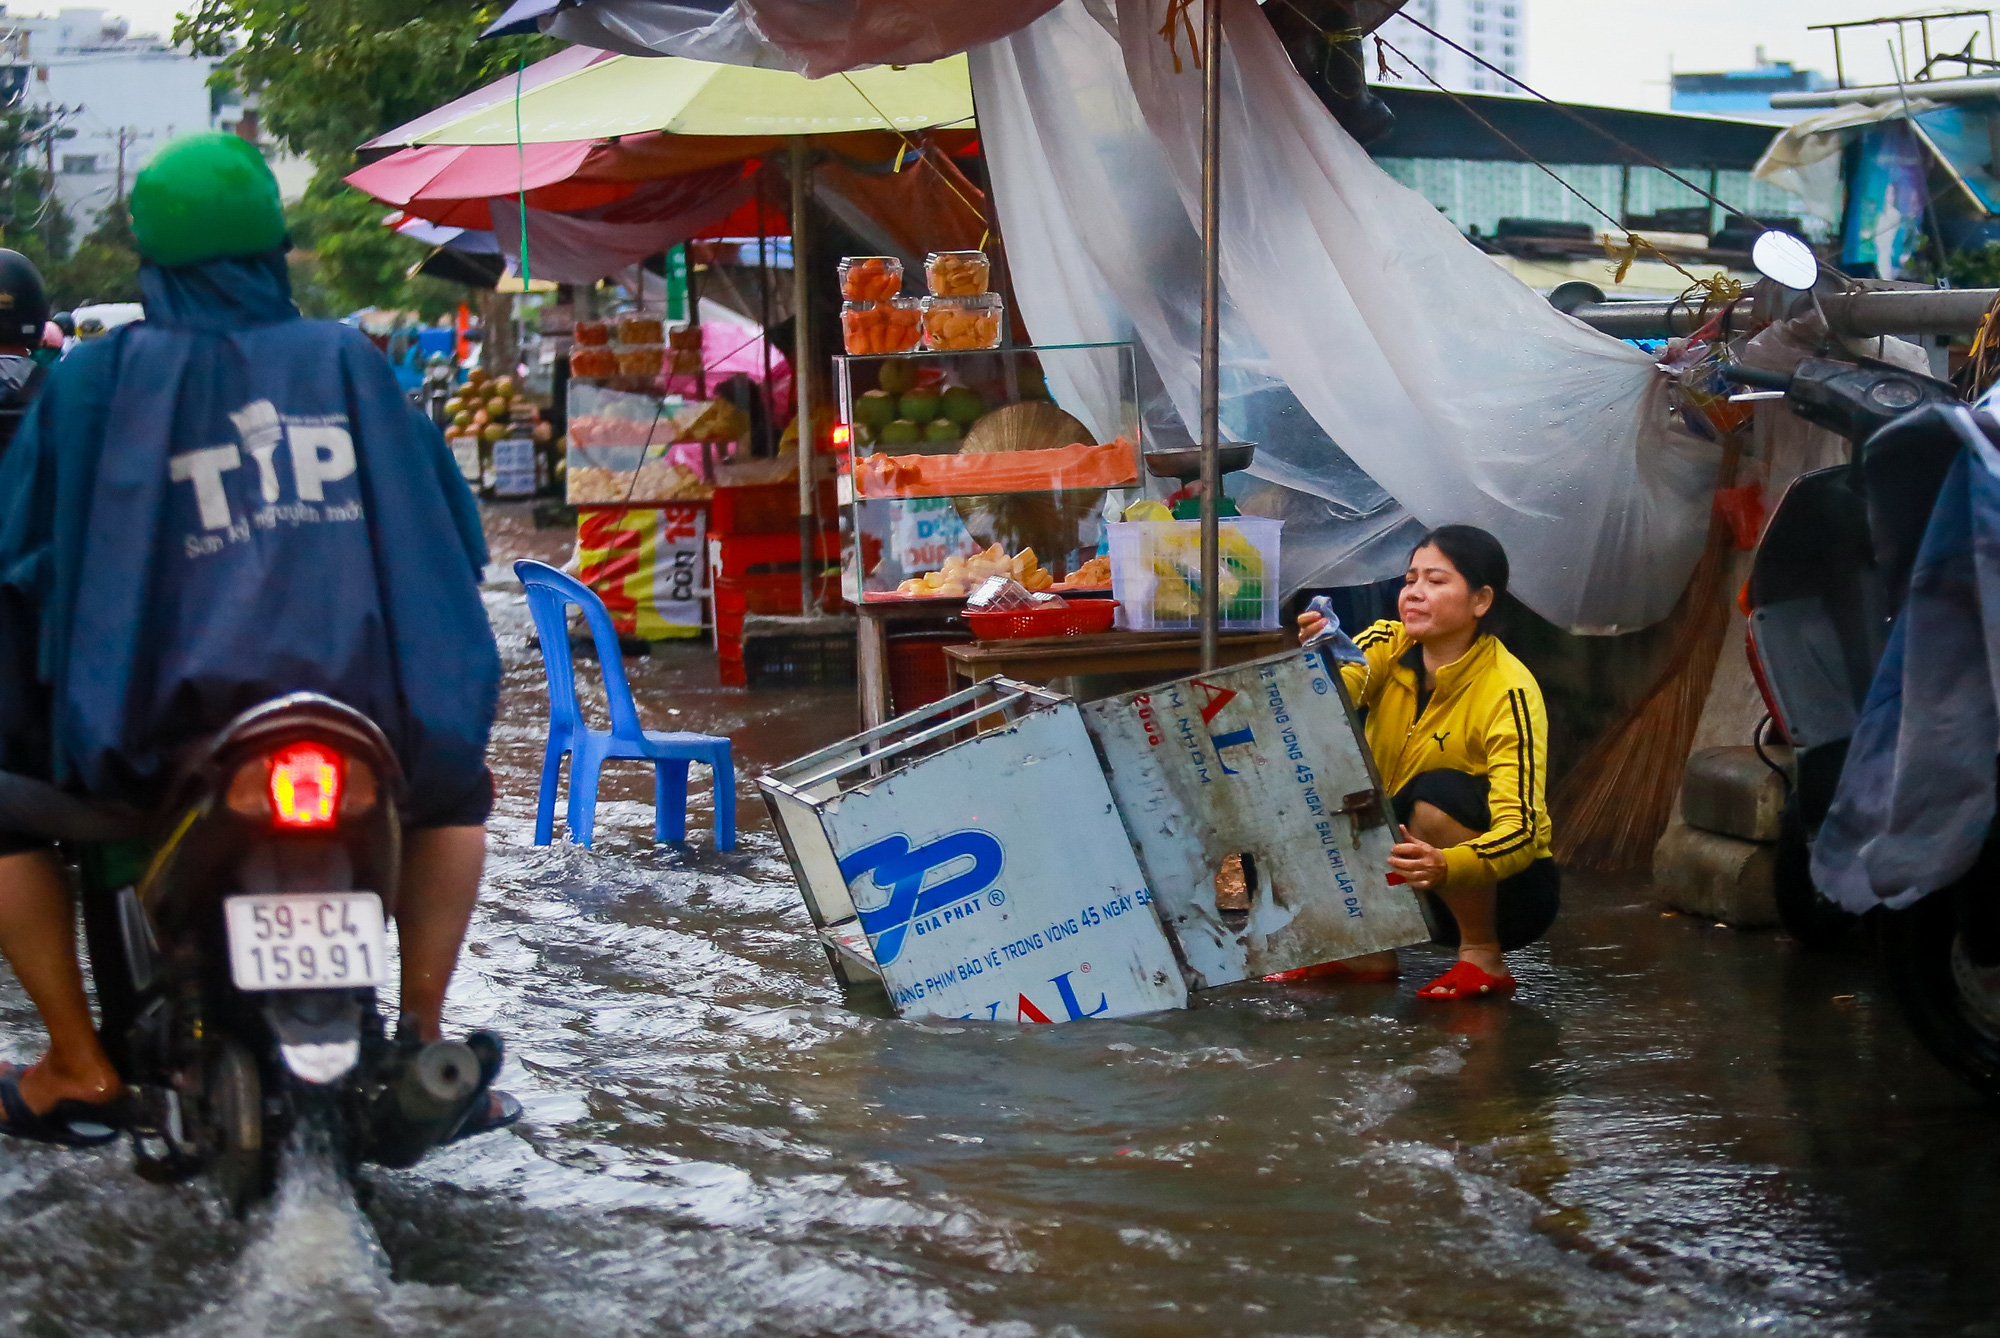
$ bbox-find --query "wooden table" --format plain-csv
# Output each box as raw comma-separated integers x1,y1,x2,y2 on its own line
856,597,969,729
943,629,1292,699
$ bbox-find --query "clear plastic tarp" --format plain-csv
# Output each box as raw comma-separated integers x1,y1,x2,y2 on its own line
970,0,1720,631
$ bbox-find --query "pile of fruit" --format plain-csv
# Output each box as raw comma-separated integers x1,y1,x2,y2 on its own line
896,544,1054,598
445,370,551,447
853,358,986,448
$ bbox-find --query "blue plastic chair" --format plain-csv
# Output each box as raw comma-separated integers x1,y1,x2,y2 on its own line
514,560,736,851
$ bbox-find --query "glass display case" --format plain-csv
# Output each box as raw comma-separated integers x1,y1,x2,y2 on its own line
835,342,1140,601
564,381,756,505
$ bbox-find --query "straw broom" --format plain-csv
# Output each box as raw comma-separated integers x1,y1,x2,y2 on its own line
1551,443,1743,872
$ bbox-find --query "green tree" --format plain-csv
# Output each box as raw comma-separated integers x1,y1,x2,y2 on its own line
174,2,550,169
174,1,550,313
0,106,77,275
42,201,142,309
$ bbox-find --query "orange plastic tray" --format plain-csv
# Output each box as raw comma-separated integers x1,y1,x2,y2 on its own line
855,438,1138,499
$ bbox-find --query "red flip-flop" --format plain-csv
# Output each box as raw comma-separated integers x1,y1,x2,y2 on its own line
1263,959,1399,984
1416,960,1516,999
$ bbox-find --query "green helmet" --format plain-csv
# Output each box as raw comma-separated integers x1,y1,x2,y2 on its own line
130,132,287,268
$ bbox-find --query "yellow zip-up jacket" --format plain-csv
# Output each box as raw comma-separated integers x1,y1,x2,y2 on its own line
1338,620,1552,888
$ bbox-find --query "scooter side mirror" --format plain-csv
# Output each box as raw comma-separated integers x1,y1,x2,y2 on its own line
1752,231,1820,291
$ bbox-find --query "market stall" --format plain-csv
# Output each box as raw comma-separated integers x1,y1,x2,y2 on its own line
832,253,1288,722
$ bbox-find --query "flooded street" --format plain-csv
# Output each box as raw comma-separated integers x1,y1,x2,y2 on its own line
1,506,1996,1337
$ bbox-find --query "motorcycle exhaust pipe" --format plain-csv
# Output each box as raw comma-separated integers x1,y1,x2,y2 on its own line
367,1039,481,1169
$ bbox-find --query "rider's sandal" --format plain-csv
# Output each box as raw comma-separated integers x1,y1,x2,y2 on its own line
444,1030,523,1144
448,1089,524,1143
1415,960,1517,1000
1264,959,1399,984
0,1063,128,1148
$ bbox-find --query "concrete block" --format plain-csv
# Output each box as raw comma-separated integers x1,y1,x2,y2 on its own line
1680,745,1788,842
1652,821,1777,928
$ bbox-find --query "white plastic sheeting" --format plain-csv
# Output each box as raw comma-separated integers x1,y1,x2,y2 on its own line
544,0,1065,77
972,0,1720,630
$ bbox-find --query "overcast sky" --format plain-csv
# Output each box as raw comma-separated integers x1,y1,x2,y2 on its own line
90,0,2000,113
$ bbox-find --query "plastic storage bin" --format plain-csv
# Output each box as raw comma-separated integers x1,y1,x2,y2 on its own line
1106,518,1282,631
921,294,1003,350
841,298,922,355
838,256,902,301
924,250,990,297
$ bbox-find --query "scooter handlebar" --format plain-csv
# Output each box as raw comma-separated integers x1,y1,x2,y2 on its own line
1719,363,1794,392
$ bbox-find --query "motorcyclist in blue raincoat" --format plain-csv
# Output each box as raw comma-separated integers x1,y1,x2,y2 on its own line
0,134,518,1144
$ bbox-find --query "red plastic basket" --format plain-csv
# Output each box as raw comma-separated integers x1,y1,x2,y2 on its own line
964,600,1118,640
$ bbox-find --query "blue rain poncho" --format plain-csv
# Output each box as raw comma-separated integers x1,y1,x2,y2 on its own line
0,249,499,817
1813,406,2000,911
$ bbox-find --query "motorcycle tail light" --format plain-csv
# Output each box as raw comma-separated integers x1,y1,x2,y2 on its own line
225,746,378,825
269,743,342,829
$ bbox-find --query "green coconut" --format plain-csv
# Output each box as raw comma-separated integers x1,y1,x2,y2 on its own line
855,388,898,429
924,418,962,445
879,418,923,447
877,357,917,397
942,383,986,426
898,389,941,424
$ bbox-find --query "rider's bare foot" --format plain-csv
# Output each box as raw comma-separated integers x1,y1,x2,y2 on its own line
14,1052,122,1116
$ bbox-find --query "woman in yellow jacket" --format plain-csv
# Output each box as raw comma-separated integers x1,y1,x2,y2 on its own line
1297,525,1556,999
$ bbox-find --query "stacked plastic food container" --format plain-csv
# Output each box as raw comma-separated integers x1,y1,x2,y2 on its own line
568,314,667,382
839,251,1004,355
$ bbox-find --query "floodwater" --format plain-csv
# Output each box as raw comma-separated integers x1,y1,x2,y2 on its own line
1,506,1996,1337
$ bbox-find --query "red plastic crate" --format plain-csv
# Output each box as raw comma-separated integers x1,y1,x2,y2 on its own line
887,631,972,714
965,600,1118,640
708,529,842,580
709,479,837,536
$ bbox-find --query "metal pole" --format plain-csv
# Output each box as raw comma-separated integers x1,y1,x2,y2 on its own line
1198,0,1222,673
791,136,815,615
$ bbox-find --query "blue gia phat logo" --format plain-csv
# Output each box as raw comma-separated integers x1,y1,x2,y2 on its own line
839,830,1003,966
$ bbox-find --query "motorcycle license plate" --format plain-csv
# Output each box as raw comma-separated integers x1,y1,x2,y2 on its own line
224,892,389,991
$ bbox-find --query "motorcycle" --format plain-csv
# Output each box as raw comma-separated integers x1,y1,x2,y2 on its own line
1724,347,2000,1096
3,692,497,1212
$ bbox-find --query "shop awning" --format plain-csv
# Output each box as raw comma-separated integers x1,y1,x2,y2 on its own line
367,47,974,147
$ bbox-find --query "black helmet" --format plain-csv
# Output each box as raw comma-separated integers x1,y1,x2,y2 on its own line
0,251,48,345
51,310,73,338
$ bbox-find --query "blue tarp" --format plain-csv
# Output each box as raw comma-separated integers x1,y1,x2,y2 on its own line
1814,406,2000,912
0,249,499,818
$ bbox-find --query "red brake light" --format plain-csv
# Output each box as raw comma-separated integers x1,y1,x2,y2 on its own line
269,743,342,829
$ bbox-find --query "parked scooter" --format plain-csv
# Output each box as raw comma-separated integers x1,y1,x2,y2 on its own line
1723,324,2000,1095
3,693,499,1212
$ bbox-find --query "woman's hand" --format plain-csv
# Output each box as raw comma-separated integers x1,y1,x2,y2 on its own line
1388,825,1448,891
1296,609,1327,646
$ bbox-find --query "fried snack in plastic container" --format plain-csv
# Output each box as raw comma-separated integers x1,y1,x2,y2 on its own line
841,299,923,356
615,344,664,377
618,315,665,344
573,320,611,346
569,346,618,377
925,250,990,297
921,294,1003,351
838,256,903,302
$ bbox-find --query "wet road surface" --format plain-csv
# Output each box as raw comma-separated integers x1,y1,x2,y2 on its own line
1,507,1996,1337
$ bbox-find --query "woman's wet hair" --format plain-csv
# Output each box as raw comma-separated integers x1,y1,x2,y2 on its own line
1410,525,1509,630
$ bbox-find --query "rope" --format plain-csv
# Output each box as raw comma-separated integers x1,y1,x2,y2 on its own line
1375,36,1738,310
1160,0,1204,74
514,48,531,288
836,73,990,246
